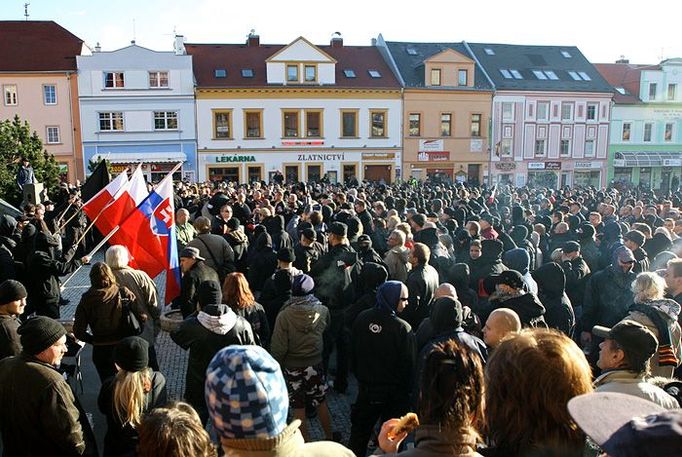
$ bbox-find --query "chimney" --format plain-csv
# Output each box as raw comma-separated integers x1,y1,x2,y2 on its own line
174,35,186,55
94,42,101,53
247,30,259,47
616,55,629,64
331,32,343,48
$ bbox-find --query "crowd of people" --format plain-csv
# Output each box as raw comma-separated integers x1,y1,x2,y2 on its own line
0,176,681,456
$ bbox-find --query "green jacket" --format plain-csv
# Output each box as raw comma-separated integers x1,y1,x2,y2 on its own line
176,221,197,248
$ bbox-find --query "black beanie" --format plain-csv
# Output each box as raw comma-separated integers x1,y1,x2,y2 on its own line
18,317,66,355
198,280,223,308
277,247,295,263
0,280,27,305
114,336,149,372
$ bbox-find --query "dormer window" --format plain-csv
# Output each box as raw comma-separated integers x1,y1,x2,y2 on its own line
214,69,227,78
287,65,299,82
241,69,254,78
343,69,356,78
304,65,317,82
368,70,382,78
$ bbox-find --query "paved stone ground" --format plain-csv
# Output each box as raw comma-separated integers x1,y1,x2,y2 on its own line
59,253,358,448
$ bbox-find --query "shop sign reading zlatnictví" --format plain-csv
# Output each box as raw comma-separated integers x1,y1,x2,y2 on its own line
215,155,256,163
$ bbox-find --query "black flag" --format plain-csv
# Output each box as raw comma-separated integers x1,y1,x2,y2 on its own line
81,160,111,202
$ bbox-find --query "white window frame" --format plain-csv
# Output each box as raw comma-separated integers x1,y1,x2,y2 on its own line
430,68,441,86
148,71,169,88
43,84,57,105
586,103,598,121
643,122,653,142
622,122,632,142
561,102,573,121
537,101,550,121
668,84,677,101
584,139,595,158
534,139,547,157
99,112,124,131
3,85,17,106
649,83,657,100
104,72,125,88
502,102,514,121
46,126,60,144
560,139,571,157
153,111,178,130
458,69,468,86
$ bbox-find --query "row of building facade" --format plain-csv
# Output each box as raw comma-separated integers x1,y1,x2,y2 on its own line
1,21,681,189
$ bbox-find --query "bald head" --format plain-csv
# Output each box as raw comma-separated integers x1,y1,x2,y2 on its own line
434,283,458,300
483,308,522,348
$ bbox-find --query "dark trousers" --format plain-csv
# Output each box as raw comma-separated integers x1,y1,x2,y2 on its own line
34,303,60,319
323,310,349,390
349,386,409,457
92,344,117,383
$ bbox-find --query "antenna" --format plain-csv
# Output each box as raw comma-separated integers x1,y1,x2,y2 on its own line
24,3,30,20
132,18,136,44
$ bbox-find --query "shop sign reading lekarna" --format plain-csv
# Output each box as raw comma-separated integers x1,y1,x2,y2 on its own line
215,155,257,163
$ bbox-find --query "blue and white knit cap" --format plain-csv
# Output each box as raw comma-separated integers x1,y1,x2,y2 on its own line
205,345,289,440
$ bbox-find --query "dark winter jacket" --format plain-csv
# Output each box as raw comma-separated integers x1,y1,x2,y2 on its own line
176,261,220,318
265,215,293,252
486,291,547,328
510,225,536,271
260,268,302,329
225,229,249,273
560,255,590,310
74,285,141,345
344,262,388,327
579,238,601,273
232,302,271,349
309,243,361,311
582,264,637,330
247,233,278,292
632,246,650,274
403,263,440,329
293,240,325,273
645,232,673,260
0,314,21,360
532,262,575,336
187,232,235,280
467,239,506,293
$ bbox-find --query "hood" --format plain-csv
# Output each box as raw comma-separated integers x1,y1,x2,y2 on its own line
455,229,472,247
360,262,388,291
498,232,517,252
0,215,16,238
531,262,566,297
511,206,525,223
419,227,440,247
645,298,681,322
450,263,470,289
510,225,528,245
255,232,273,250
481,239,504,262
577,223,595,240
603,221,622,241
375,280,403,315
502,248,530,275
197,305,238,335
504,292,546,322
266,215,285,233
430,297,463,334
281,295,325,333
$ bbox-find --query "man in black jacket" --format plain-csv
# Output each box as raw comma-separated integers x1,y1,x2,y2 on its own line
623,230,650,274
403,242,439,329
175,247,219,318
187,216,235,282
349,280,415,457
560,241,591,319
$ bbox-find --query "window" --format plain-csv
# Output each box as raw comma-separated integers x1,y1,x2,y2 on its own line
622,122,631,141
430,69,441,86
368,70,382,78
370,110,387,137
502,103,514,121
544,71,559,80
578,72,591,81
43,85,56,105
534,139,546,157
343,69,356,78
244,110,262,138
406,47,418,55
305,110,322,137
458,69,468,86
510,70,523,79
154,111,178,130
46,126,60,144
104,72,125,88
409,113,421,136
341,110,358,137
586,103,598,121
584,140,595,158
533,70,548,80
560,139,571,156
149,71,169,88
537,101,549,121
99,112,124,131
500,69,512,79
615,87,626,95
561,51,572,58
283,111,299,137
665,123,673,141
440,113,452,136
213,111,231,138
644,123,652,142
649,83,657,100
241,69,254,78
471,114,482,137
287,65,299,82
561,103,573,120
568,71,581,81
3,85,17,105
668,84,677,100
214,69,227,78
484,48,495,55
304,65,317,82
501,138,512,156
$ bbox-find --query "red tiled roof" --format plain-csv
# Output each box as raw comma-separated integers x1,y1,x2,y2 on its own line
0,21,83,72
594,63,658,104
186,41,401,89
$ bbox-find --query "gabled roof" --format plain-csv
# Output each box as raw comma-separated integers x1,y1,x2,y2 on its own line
594,63,651,104
467,42,614,93
385,41,493,90
186,40,400,89
265,36,337,63
0,21,83,72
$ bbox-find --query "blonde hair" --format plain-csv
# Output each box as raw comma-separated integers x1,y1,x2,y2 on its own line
113,368,152,428
395,222,412,238
387,215,401,231
632,272,666,303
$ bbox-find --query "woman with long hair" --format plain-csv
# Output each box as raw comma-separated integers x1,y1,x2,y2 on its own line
223,272,270,348
483,329,593,456
73,262,147,381
376,339,485,456
98,337,166,457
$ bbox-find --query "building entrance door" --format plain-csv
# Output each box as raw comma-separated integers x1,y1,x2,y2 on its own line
285,165,300,184
467,164,481,186
364,165,391,183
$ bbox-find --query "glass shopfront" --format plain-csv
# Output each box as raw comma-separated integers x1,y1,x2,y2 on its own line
573,170,601,187
527,171,558,188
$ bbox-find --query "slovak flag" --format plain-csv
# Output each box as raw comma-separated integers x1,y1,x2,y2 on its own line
116,172,181,304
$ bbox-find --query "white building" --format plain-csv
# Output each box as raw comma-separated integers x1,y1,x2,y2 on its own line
77,38,197,181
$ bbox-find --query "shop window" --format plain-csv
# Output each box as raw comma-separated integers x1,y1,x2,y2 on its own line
307,164,321,183
209,167,239,183
285,165,299,183
247,166,262,183
574,171,600,187
343,164,357,183
527,171,558,188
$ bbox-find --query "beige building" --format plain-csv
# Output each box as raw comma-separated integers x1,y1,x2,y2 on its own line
377,38,493,184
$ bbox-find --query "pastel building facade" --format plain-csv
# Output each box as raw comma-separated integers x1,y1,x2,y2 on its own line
77,39,197,181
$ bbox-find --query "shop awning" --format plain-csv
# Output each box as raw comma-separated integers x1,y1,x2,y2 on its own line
613,151,682,167
93,152,187,164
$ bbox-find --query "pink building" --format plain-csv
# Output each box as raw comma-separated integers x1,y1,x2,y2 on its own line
0,21,84,182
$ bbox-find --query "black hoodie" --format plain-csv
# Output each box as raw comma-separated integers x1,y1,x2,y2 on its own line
247,233,277,292
532,262,575,336
467,239,506,293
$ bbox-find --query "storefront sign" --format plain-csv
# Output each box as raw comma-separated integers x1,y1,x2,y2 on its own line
417,151,450,162
362,152,396,160
281,140,325,146
419,139,444,152
215,155,257,163
663,158,682,166
296,153,345,161
495,162,516,171
574,161,602,169
653,109,682,120
470,139,483,152
545,161,562,170
528,162,546,170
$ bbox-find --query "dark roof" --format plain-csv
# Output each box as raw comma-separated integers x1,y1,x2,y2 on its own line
385,41,493,90
186,41,400,89
467,43,614,93
0,21,83,72
594,63,652,104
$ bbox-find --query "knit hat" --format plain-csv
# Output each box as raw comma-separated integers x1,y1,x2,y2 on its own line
0,280,27,305
328,222,348,237
226,217,241,231
495,270,526,290
114,336,149,372
205,345,289,440
300,227,316,241
198,280,223,308
18,316,66,355
291,274,314,296
277,247,295,263
624,230,646,247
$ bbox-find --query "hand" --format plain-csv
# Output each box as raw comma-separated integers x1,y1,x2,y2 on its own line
581,331,592,346
140,313,149,322
377,418,407,454
80,256,91,264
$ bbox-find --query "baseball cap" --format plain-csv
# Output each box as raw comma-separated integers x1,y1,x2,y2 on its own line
592,320,658,368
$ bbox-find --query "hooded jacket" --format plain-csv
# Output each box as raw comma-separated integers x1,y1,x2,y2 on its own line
270,294,330,369
383,245,411,282
560,255,590,310
510,225,536,272
0,215,18,282
532,262,575,336
345,263,388,327
502,248,538,295
404,262,439,329
265,215,293,252
467,239,506,293
226,229,250,273
247,232,278,291
487,289,547,328
582,264,636,331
